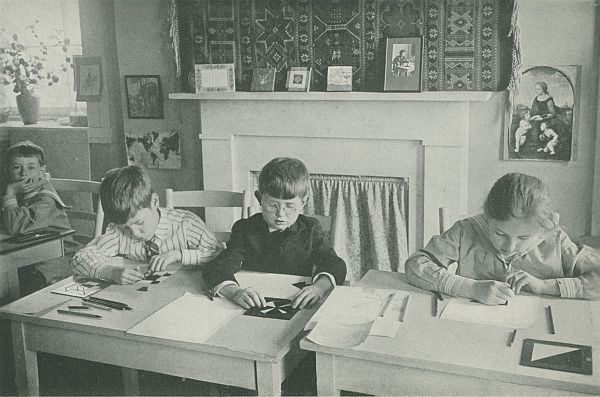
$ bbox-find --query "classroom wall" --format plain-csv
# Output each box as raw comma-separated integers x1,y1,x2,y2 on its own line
467,0,598,238
86,0,597,237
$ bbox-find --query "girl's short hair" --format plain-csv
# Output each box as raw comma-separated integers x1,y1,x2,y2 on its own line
7,140,45,166
484,173,554,228
258,157,310,200
100,165,153,225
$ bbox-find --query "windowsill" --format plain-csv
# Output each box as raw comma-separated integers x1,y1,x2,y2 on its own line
0,120,112,144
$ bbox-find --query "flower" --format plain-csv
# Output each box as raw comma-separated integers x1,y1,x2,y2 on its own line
0,21,71,96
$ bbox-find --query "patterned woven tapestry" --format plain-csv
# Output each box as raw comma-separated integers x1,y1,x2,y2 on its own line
169,0,513,92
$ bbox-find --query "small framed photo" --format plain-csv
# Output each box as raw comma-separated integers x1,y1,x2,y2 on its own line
251,68,276,92
327,66,353,92
195,63,235,93
74,56,103,102
384,37,423,92
124,75,163,119
286,67,311,92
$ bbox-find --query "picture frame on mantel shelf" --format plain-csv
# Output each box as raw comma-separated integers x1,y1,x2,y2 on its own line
195,64,235,93
251,68,276,92
286,67,311,92
124,75,163,119
384,37,423,92
327,66,353,92
74,56,103,102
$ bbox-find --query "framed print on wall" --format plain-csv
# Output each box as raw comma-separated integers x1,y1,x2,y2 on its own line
124,75,164,119
74,56,103,102
384,37,423,92
505,65,580,162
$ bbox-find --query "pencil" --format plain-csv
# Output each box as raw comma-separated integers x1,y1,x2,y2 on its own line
379,293,395,317
546,305,556,334
81,301,112,311
57,309,102,319
399,295,410,322
507,329,517,347
432,294,438,317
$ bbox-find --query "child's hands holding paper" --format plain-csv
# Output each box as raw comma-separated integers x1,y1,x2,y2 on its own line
148,249,181,272
292,276,331,309
221,284,267,309
100,265,144,284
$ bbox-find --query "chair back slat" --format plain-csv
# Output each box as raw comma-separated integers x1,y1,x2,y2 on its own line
51,178,104,240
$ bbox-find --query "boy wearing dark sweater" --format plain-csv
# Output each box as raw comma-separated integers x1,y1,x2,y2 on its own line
203,157,346,309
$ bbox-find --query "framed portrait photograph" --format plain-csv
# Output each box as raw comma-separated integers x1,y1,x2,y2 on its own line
251,68,276,92
286,67,311,92
327,66,353,92
195,63,235,93
74,56,103,102
384,37,423,92
124,75,164,119
505,65,580,162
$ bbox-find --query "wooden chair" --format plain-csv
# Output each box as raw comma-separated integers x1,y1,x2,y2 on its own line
165,189,253,242
51,178,104,242
439,207,469,235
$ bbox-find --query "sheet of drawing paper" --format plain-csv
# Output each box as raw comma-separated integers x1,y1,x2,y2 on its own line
307,320,373,348
305,286,409,330
440,295,540,329
235,272,311,299
126,292,244,343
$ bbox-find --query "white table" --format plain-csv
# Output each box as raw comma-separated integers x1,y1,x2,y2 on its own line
1,267,316,396
0,227,75,303
301,270,600,396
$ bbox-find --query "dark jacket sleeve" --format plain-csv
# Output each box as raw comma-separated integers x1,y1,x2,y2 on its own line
309,219,347,285
202,218,248,289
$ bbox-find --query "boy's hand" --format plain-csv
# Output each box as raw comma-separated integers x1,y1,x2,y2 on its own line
100,265,144,284
148,250,181,272
469,280,514,305
292,276,332,309
7,176,43,195
505,270,559,295
220,284,266,309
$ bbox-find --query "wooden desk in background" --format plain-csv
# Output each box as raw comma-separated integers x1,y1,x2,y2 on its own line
0,268,315,396
301,270,600,396
0,227,75,303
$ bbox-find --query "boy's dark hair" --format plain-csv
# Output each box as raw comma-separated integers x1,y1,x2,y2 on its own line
100,165,153,225
484,173,553,228
258,157,310,200
7,140,45,165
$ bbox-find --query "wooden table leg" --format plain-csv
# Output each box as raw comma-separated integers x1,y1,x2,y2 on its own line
11,322,38,396
315,353,340,396
6,268,21,302
255,361,282,396
122,367,140,395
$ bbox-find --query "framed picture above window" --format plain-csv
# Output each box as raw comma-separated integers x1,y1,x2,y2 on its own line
74,56,103,102
124,75,163,119
384,37,423,92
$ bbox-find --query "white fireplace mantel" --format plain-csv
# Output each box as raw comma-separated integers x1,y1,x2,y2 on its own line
170,91,492,251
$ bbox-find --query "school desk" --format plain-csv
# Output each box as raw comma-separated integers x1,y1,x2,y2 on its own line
300,270,600,396
0,226,75,302
0,267,317,396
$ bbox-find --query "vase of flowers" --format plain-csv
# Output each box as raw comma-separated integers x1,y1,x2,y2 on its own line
0,21,70,125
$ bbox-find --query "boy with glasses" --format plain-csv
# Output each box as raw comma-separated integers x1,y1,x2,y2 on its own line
203,157,346,309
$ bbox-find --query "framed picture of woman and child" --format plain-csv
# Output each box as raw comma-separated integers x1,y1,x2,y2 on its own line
505,65,580,162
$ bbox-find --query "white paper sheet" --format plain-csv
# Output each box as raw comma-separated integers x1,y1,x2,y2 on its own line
126,292,244,344
440,295,540,329
307,320,373,348
235,272,310,299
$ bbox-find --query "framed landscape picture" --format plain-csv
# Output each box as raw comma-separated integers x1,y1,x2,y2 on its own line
251,68,276,92
124,75,163,119
194,63,235,93
384,37,423,92
74,56,103,102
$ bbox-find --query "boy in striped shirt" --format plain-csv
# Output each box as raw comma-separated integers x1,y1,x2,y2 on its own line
72,165,223,284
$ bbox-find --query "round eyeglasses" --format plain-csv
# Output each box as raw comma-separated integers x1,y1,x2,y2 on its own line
262,201,300,215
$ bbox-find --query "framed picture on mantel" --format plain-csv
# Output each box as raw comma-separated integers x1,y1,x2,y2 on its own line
384,37,423,92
